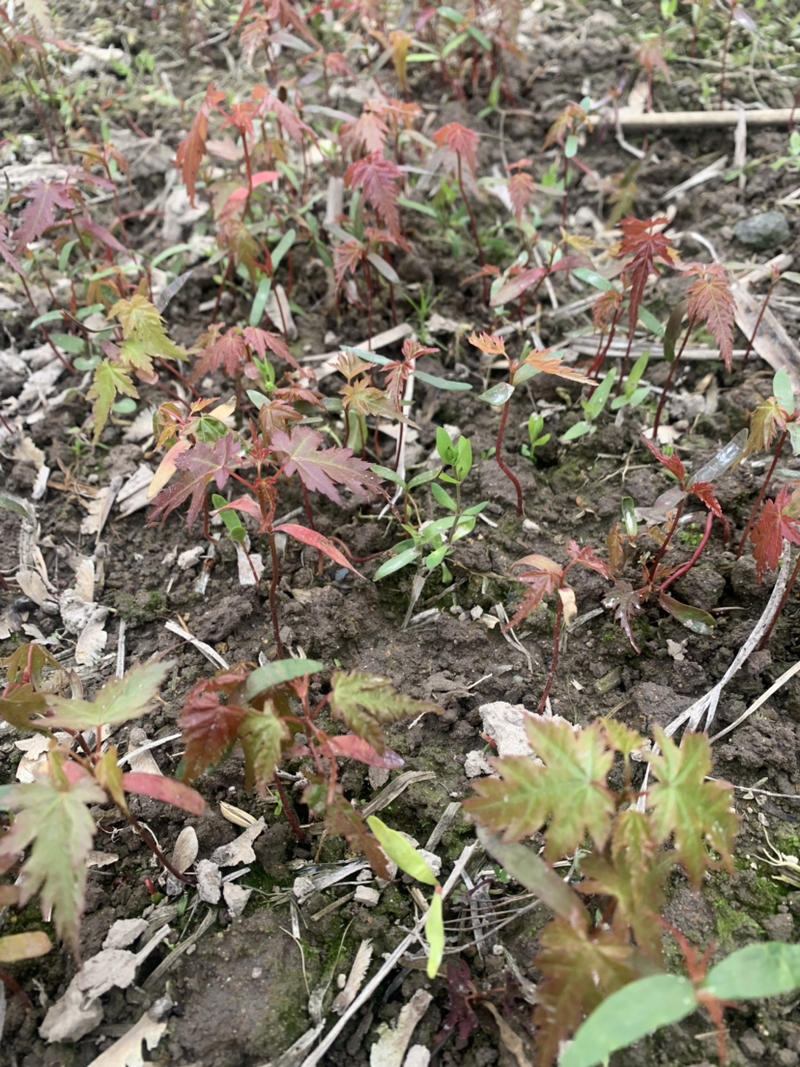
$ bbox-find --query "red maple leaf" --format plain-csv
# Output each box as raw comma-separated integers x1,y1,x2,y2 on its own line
618,216,677,336
384,337,439,410
750,486,800,579
253,85,314,145
178,673,249,781
684,262,735,372
333,239,364,289
641,434,686,486
688,480,724,520
508,167,534,225
15,180,77,250
149,434,242,528
433,122,480,176
270,425,380,504
345,153,403,239
176,84,225,207
340,105,389,157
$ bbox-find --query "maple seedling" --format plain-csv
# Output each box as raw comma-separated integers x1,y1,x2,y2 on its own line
0,652,204,957
464,715,738,1066
473,330,590,515
177,660,440,864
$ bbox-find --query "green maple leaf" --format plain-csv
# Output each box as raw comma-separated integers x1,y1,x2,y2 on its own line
329,670,440,753
534,916,638,1066
464,718,615,859
645,728,738,886
1,756,105,954
238,705,289,792
581,811,673,961
111,294,185,371
40,661,173,731
88,359,138,442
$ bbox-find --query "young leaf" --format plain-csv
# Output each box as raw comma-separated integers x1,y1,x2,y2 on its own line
750,486,800,579
367,816,438,885
242,658,324,703
149,434,243,528
111,294,185,376
464,719,615,859
238,705,289,792
641,434,686,486
345,152,403,238
323,792,391,881
270,426,380,505
519,347,591,384
508,167,535,225
426,889,445,978
15,179,76,250
684,262,735,372
121,773,205,816
535,917,639,1067
276,523,365,578
88,360,138,442
0,757,105,954
326,735,404,770
433,121,480,176
701,942,800,1001
177,84,225,206
39,660,173,731
645,728,738,886
560,974,697,1067
329,671,441,752
178,673,250,781
618,216,677,337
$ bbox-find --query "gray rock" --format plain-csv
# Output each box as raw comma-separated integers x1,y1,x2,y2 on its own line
734,211,790,251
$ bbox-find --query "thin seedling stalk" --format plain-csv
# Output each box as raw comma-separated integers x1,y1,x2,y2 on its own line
736,429,787,558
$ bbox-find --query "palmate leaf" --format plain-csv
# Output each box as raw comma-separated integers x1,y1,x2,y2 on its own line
750,486,800,579
618,216,677,336
645,728,738,886
1,755,105,954
329,670,440,753
534,917,638,1067
176,84,225,206
270,426,380,505
178,673,250,781
684,261,735,372
238,704,289,792
88,359,138,442
463,718,615,859
39,660,174,731
15,179,76,250
149,434,243,528
111,294,186,377
345,152,403,238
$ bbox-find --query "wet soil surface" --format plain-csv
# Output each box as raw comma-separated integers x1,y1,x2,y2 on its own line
2,2,800,1065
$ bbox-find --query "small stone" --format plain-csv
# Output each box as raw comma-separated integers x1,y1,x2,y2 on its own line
739,1030,766,1059
776,1050,799,1067
734,210,790,251
354,885,380,906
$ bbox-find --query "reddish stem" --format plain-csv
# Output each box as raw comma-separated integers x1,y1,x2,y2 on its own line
660,509,714,595
272,773,307,842
496,396,524,515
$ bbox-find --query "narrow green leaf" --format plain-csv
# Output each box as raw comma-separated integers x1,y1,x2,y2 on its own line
560,975,697,1067
271,228,296,271
373,547,420,579
243,659,324,702
702,942,800,1001
773,369,795,415
414,370,472,392
426,890,445,978
658,592,715,635
250,276,272,327
367,816,438,885
663,300,688,362
572,268,615,291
